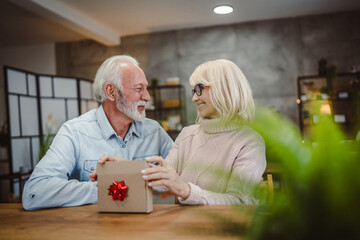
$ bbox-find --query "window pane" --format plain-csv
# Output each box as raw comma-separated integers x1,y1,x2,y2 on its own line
7,69,27,94
28,74,37,96
80,80,92,99
11,138,31,173
9,95,20,137
54,77,77,98
81,100,88,115
67,99,79,120
20,96,39,136
31,137,40,168
39,76,53,97
41,99,66,133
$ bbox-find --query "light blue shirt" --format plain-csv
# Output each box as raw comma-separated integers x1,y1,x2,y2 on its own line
22,105,173,210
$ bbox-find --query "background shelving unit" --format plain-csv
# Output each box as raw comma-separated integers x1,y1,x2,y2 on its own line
146,85,186,140
297,72,360,140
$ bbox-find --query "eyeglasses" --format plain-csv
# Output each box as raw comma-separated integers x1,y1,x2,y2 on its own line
192,84,204,96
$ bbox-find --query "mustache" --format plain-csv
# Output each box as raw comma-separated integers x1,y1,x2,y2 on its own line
136,101,147,106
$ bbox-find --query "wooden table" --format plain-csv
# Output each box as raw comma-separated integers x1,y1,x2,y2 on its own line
0,203,254,240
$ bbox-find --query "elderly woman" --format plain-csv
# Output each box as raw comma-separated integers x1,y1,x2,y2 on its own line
92,59,266,205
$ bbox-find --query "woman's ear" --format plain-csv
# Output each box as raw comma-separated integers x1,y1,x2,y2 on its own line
104,83,116,101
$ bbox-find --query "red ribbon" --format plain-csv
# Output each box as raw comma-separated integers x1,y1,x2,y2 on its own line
108,180,128,201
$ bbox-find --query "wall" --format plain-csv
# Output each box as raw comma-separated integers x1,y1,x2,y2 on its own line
0,43,56,123
56,11,360,126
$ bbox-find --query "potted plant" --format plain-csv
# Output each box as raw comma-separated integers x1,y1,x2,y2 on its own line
39,114,57,161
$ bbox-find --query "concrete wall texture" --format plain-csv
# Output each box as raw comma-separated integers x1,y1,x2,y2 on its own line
0,43,56,129
56,11,360,126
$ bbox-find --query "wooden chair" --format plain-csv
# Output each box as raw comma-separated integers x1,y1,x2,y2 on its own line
261,174,274,202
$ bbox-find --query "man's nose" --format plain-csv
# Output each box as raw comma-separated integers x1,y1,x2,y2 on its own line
142,89,151,102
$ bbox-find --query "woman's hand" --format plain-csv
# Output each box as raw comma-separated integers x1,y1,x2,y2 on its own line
141,156,190,200
89,155,128,182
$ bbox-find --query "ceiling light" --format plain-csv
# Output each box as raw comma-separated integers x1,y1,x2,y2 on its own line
213,5,233,15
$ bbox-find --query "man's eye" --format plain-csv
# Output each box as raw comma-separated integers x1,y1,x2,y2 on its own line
135,88,142,92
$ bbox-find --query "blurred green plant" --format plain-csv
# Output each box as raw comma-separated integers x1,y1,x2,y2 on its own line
249,108,360,240
38,131,55,161
204,107,360,239
39,114,57,161
350,78,360,138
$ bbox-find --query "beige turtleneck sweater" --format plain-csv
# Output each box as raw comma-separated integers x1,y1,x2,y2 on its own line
166,118,266,205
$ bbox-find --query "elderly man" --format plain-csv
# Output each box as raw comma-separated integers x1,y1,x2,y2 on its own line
22,55,173,210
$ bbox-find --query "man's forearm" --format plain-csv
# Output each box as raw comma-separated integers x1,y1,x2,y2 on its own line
22,177,97,210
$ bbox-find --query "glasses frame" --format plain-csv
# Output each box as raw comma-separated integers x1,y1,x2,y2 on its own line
192,84,204,96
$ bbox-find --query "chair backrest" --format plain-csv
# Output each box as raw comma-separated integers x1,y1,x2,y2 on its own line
266,174,274,201
260,174,274,202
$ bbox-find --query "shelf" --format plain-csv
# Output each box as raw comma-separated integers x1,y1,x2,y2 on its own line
147,84,186,141
303,122,352,126
149,85,183,89
300,98,353,103
298,72,360,140
147,107,183,112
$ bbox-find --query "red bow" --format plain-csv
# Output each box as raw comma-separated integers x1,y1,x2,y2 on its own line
108,180,128,201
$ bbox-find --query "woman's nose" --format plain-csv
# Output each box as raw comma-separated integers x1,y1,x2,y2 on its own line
192,93,199,102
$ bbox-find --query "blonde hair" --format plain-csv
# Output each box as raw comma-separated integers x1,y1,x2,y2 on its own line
189,59,255,123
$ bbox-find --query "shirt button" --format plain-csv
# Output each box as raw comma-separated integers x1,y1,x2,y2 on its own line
90,167,94,171
122,145,126,148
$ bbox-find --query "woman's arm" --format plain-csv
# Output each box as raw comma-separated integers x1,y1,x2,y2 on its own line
142,156,190,199
179,142,266,205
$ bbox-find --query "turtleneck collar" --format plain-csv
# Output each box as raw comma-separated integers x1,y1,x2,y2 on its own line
200,117,241,134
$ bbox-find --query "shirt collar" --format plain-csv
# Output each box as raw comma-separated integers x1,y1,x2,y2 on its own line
96,105,116,140
96,105,142,139
129,120,141,137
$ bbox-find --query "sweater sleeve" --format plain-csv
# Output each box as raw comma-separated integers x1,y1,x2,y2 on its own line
178,141,266,205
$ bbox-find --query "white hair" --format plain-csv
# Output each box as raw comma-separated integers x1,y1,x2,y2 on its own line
93,55,139,102
189,59,255,123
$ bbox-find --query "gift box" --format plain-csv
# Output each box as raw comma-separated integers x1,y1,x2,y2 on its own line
97,161,153,213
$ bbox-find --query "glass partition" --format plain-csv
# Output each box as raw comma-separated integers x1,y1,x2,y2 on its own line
4,67,98,196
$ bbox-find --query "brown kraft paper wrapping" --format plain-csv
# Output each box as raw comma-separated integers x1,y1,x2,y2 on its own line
97,161,153,213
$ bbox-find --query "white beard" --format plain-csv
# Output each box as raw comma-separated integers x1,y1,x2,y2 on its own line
116,94,146,121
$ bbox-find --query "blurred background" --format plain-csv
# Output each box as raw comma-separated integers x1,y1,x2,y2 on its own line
0,0,360,202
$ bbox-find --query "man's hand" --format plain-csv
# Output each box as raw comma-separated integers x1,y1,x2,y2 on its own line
141,156,190,200
89,155,128,182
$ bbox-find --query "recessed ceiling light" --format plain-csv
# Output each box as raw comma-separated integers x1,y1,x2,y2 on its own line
213,5,233,15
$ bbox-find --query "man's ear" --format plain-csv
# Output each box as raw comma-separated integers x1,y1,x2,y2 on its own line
104,83,117,101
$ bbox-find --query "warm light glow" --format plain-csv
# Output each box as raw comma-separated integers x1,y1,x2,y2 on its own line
213,5,233,14
320,104,331,115
296,99,301,104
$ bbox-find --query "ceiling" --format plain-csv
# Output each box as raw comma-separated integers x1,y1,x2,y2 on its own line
1,0,360,48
